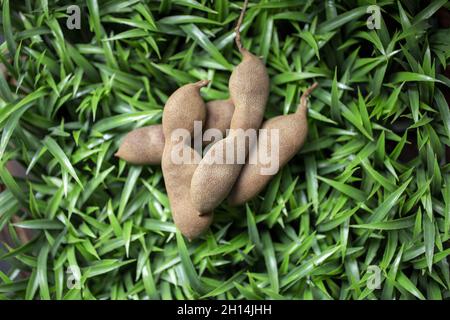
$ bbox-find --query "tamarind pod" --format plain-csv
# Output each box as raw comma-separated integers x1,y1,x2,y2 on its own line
161,80,213,239
228,83,318,206
190,0,269,214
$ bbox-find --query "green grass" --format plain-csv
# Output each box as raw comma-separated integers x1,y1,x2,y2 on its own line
0,0,449,300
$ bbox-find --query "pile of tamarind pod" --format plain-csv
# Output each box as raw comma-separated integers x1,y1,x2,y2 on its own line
115,0,318,240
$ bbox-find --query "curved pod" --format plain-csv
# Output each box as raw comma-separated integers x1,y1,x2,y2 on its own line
228,83,318,206
161,80,213,240
190,0,269,214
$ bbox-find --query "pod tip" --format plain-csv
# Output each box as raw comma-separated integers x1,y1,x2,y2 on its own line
194,79,210,88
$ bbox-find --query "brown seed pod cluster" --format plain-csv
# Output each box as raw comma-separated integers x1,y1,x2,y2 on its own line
115,0,318,240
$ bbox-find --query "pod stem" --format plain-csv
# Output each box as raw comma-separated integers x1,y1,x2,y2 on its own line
235,0,249,53
193,79,210,88
297,82,318,114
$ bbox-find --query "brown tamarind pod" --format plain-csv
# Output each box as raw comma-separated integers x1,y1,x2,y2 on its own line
161,80,213,240
115,125,165,165
190,0,269,214
162,147,211,240
115,99,235,165
228,83,318,206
